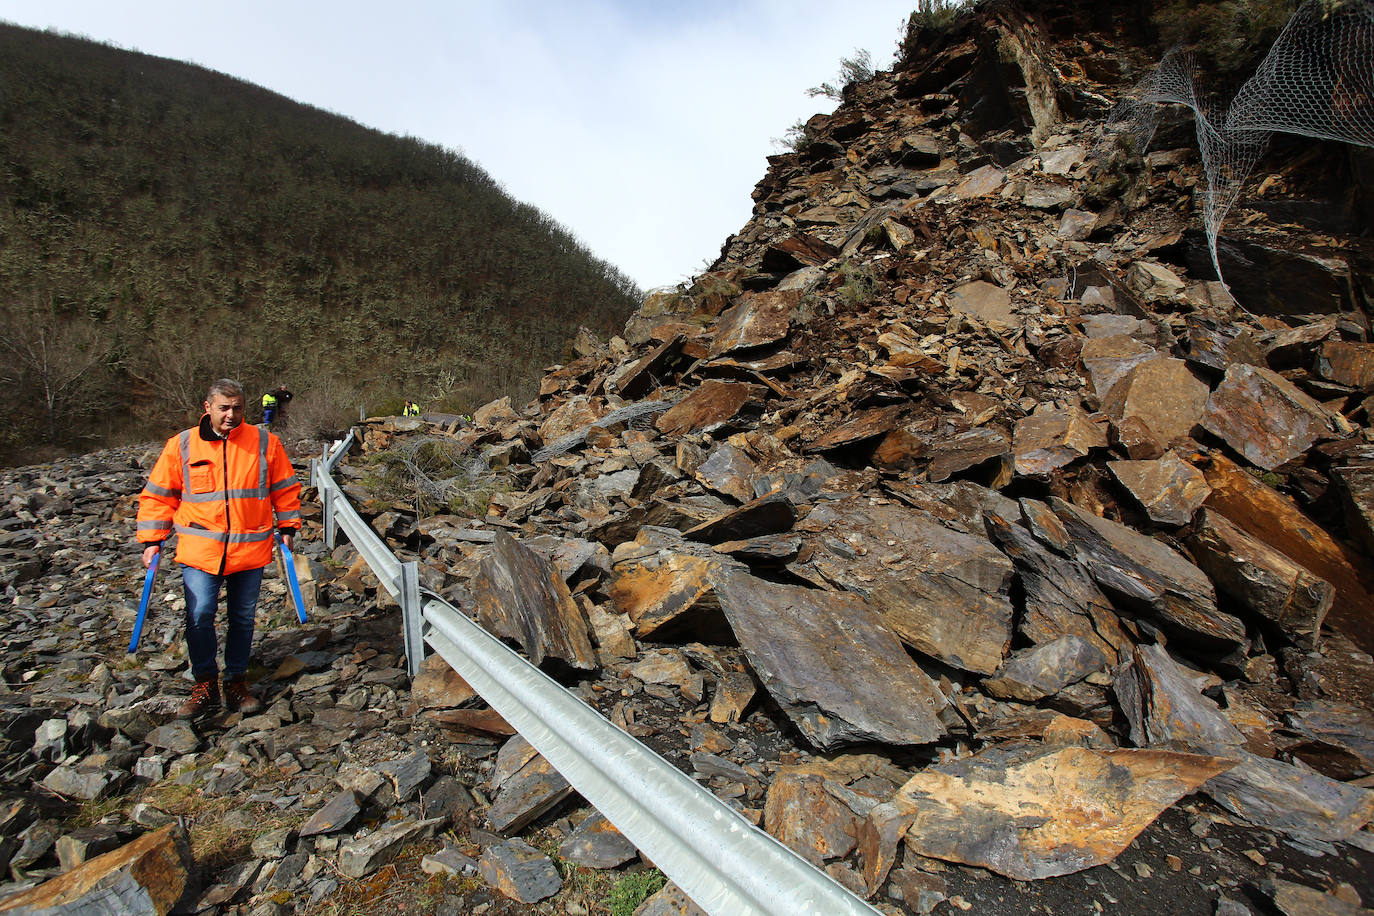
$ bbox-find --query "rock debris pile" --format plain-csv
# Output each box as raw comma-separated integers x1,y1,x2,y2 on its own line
4,1,1374,914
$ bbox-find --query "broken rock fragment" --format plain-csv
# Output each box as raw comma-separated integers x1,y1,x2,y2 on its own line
886,743,1233,880
1189,508,1332,646
471,531,597,670
1013,405,1107,477
1050,499,1244,649
792,497,1013,675
1201,363,1339,470
711,568,948,749
981,635,1108,702
1108,451,1211,526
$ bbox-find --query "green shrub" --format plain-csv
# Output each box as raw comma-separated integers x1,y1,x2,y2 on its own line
605,869,668,916
1152,0,1303,76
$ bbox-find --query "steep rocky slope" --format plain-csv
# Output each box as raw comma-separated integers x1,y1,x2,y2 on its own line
2,2,1374,915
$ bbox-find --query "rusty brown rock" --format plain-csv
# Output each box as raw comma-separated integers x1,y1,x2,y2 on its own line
1201,363,1339,470
709,289,800,356
1013,406,1107,477
1080,334,1159,397
1050,498,1245,649
927,427,1011,483
709,670,757,724
763,769,863,867
613,334,685,400
655,380,763,438
1191,450,1374,655
1107,356,1211,445
1314,339,1374,390
803,405,906,453
682,492,798,545
0,825,191,915
608,550,730,641
489,745,574,835
889,743,1233,880
761,232,840,272
711,568,948,749
949,279,1015,326
1110,415,1165,460
1332,463,1374,556
1189,509,1333,646
410,652,478,711
792,497,1014,675
472,532,597,670
1108,452,1212,526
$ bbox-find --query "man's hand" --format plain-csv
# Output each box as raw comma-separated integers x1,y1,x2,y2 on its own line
281,533,295,552
141,544,161,568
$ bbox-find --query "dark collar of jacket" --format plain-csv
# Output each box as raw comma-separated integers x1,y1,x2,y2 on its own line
197,414,254,443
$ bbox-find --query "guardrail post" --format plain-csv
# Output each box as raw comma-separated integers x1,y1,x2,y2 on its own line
322,480,337,551
400,560,424,677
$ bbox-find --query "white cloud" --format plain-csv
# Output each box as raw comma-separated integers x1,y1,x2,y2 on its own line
0,0,915,289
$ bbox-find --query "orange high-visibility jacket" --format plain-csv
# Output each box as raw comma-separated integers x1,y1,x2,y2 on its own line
136,416,302,575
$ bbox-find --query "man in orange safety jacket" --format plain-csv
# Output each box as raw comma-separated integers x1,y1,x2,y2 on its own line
136,378,302,717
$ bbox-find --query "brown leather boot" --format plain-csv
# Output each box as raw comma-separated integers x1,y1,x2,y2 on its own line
177,678,220,718
223,676,262,715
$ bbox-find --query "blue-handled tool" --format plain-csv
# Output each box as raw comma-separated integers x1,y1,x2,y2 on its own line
276,532,308,623
129,548,160,653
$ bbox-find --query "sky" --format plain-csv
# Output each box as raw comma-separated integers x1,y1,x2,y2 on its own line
0,1,919,292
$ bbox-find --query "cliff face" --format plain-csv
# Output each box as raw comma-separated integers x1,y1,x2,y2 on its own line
3,3,1374,915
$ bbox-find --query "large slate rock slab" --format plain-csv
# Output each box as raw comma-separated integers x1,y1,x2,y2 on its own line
883,743,1233,880
472,531,597,670
1049,498,1245,649
791,497,1013,675
711,569,948,749
655,381,763,438
1201,363,1339,470
1189,508,1332,646
0,824,192,915
1190,450,1374,655
709,289,799,356
984,506,1131,663
1113,643,1247,752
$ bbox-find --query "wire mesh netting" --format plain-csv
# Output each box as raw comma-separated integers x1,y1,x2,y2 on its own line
1102,0,1374,285
395,435,492,509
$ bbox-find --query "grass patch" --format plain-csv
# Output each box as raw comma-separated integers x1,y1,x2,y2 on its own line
606,868,668,916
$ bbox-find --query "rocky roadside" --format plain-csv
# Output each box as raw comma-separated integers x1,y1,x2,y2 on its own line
5,2,1374,915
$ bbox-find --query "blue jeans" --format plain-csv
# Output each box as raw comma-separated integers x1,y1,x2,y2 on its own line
181,564,264,681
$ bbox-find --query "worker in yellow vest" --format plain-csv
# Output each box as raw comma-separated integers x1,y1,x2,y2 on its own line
403,400,421,417
261,384,293,426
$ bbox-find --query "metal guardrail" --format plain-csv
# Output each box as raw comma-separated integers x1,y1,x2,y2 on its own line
309,429,882,916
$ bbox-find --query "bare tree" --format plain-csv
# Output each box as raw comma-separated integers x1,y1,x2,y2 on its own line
0,303,116,444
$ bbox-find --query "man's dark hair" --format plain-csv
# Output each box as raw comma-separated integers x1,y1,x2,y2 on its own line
206,378,246,401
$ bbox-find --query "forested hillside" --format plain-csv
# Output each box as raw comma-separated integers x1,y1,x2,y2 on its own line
0,23,640,459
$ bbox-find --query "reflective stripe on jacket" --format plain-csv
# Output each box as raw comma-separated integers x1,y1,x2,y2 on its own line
136,416,302,574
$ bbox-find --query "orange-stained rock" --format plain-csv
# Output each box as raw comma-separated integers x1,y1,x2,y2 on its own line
0,825,191,915
763,770,863,867
1189,450,1374,655
888,744,1234,880
709,288,799,357
654,380,763,438
608,552,728,640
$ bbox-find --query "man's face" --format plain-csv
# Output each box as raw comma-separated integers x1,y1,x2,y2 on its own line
204,394,245,435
